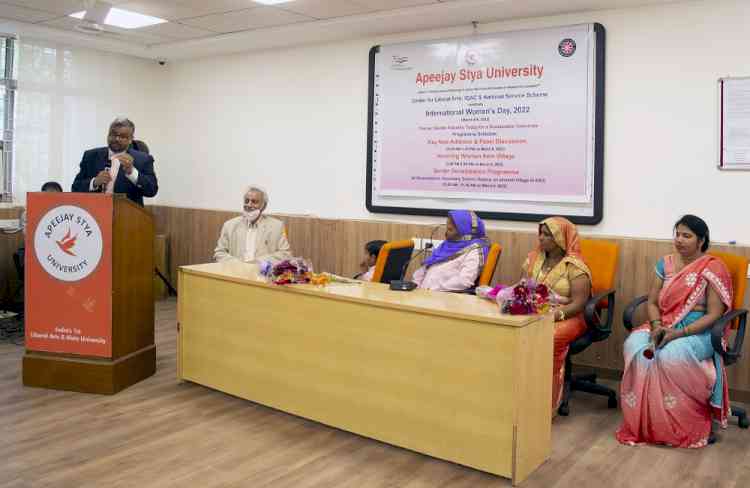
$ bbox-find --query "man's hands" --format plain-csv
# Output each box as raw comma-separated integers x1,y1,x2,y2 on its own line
94,170,112,188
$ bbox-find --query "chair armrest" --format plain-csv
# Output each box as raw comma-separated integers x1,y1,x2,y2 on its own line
584,288,616,334
623,295,648,331
711,309,748,366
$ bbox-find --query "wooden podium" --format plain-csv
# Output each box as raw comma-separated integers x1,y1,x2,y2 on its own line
23,193,155,394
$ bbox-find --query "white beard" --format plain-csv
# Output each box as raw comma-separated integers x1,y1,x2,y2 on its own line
243,209,261,224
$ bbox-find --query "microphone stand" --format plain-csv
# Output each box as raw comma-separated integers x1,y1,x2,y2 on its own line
389,242,434,291
428,223,445,251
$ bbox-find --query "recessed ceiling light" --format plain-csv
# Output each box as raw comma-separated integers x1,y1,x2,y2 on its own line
253,0,297,5
69,8,167,29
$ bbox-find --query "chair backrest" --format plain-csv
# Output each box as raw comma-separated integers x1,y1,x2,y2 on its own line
477,243,502,287
131,139,150,154
371,239,415,283
580,239,619,296
708,251,748,313
13,249,24,282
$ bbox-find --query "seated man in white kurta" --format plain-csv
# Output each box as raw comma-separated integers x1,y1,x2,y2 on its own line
213,185,292,264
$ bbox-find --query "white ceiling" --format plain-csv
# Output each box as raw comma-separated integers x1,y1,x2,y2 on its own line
0,0,682,60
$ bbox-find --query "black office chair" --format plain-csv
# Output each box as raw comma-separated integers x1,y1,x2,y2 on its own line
3,247,25,316
558,239,619,416
623,250,749,429
371,240,415,283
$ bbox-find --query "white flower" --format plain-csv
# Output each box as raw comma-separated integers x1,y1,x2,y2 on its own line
664,394,677,410
685,272,697,287
623,391,637,408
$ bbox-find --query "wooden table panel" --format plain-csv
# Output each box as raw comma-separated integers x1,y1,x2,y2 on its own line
178,262,553,484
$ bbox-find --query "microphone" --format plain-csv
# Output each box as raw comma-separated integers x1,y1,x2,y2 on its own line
100,159,112,192
389,241,434,292
428,223,446,250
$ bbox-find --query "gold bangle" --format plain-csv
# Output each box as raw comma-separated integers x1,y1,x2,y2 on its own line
557,309,566,321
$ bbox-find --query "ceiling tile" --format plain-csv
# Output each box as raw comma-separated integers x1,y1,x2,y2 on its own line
181,6,312,33
137,21,214,40
2,0,131,16
350,0,437,11
117,0,257,22
42,16,170,45
0,3,59,22
279,0,372,20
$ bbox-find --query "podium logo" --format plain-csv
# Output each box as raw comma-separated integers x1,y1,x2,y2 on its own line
34,205,103,282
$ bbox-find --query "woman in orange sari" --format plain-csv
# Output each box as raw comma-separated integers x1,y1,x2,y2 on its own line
523,217,592,412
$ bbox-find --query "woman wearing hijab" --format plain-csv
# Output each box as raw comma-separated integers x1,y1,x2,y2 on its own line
523,216,592,412
412,210,490,292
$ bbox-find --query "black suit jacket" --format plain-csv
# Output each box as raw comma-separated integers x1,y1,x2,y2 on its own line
71,147,158,206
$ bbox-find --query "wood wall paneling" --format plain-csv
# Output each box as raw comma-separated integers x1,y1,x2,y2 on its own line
147,206,750,397
154,234,168,299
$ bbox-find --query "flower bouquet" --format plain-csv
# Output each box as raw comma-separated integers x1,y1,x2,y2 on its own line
475,284,507,300
311,272,361,286
259,258,312,285
479,279,555,315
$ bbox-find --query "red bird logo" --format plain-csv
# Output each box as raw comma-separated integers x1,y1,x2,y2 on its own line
56,228,78,256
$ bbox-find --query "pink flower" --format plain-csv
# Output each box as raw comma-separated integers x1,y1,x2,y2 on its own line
513,284,529,299
486,285,505,299
509,300,530,315
535,283,549,300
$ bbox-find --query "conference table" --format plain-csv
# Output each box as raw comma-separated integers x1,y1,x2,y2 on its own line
178,261,553,485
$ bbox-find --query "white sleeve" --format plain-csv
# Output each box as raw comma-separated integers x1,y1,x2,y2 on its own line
126,166,139,185
213,223,237,262
412,266,426,286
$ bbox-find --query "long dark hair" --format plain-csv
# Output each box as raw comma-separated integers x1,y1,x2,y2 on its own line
674,214,710,252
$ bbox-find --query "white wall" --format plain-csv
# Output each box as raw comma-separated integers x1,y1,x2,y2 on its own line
13,37,165,204
141,0,750,243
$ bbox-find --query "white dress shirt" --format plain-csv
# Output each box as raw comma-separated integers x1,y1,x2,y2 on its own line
89,149,139,191
244,224,258,262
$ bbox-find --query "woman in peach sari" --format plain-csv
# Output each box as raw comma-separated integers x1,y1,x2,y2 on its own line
616,215,733,448
523,217,592,412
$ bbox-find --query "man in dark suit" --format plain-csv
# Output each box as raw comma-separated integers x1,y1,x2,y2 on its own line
71,117,158,206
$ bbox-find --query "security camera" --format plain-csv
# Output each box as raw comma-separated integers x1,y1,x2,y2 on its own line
157,59,166,66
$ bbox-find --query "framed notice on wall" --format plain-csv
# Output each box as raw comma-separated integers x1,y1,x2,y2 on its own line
719,77,750,170
366,23,606,224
